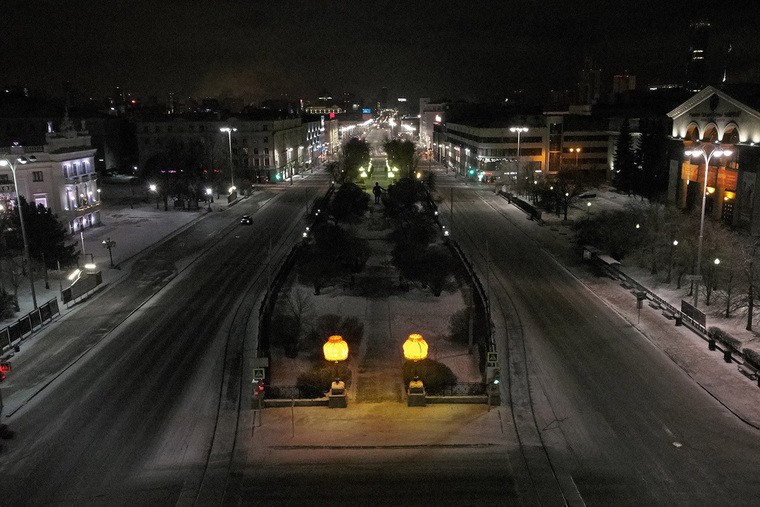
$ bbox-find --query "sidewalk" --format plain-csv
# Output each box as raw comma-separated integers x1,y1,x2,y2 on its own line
0,194,224,354
492,187,760,430
248,402,510,466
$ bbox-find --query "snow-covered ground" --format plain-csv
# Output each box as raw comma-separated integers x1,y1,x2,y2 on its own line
267,200,481,397
0,183,207,354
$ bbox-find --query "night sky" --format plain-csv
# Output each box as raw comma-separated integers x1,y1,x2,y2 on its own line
3,0,760,105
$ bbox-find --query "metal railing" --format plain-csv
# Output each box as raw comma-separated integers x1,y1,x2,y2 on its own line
264,385,325,400
605,261,709,338
0,298,60,353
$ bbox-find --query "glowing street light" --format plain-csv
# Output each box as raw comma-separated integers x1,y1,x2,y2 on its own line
205,187,212,211
0,155,38,308
149,183,159,209
323,335,349,408
684,144,733,306
220,127,238,190
569,147,582,167
403,333,429,362
403,333,428,407
510,127,528,195
323,334,349,363
102,237,117,268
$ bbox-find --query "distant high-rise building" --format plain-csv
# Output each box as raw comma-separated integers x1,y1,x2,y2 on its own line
577,57,601,105
686,20,710,93
612,73,636,95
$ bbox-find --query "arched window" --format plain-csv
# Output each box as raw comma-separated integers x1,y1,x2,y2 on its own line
686,124,700,141
722,124,740,144
703,124,719,143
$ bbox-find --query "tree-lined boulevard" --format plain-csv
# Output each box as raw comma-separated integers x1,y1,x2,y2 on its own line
1,154,760,504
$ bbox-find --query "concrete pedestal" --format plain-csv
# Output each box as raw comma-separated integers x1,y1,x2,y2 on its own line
328,381,347,408
407,380,426,407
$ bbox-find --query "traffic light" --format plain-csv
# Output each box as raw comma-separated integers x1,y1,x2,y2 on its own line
486,365,500,385
468,168,476,175
252,379,264,396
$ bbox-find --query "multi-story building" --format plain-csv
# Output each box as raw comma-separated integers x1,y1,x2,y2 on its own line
0,113,100,234
433,115,548,182
686,21,711,93
419,99,447,150
136,112,310,186
546,115,619,175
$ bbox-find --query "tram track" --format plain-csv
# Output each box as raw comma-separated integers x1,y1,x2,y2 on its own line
441,186,577,506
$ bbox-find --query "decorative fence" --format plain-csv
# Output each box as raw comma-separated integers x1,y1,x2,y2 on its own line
1,298,60,353
264,385,325,400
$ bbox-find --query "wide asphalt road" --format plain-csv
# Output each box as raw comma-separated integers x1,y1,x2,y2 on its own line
447,184,760,506
0,176,328,505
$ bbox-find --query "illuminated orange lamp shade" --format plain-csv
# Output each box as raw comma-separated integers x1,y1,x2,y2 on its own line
323,335,349,362
403,334,429,361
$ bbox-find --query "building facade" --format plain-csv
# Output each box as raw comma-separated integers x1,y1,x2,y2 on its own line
136,114,311,186
668,85,760,234
0,114,100,234
433,117,548,182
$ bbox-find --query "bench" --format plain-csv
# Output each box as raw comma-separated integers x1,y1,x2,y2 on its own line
738,365,758,381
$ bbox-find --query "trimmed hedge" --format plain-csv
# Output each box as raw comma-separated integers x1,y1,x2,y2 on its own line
708,326,742,351
402,359,457,392
296,363,352,398
743,348,760,371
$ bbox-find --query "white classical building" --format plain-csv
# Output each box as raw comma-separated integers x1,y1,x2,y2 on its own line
0,114,100,234
668,85,760,233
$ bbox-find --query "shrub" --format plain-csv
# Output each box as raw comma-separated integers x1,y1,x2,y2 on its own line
708,326,742,351
296,363,352,398
743,348,760,371
0,290,17,320
330,182,370,222
402,358,457,392
448,300,488,348
270,314,300,358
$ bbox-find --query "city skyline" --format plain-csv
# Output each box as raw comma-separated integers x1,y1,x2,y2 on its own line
3,1,760,106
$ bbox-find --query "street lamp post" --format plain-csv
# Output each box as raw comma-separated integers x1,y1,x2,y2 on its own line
510,127,528,196
149,183,159,209
569,147,582,167
323,335,349,408
707,257,720,306
220,127,237,191
667,239,678,284
403,333,428,407
287,147,294,185
205,188,213,211
0,155,38,309
684,144,732,307
102,237,116,268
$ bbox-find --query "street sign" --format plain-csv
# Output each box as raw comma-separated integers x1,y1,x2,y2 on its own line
684,274,703,282
253,368,265,380
487,352,498,363
0,362,10,373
